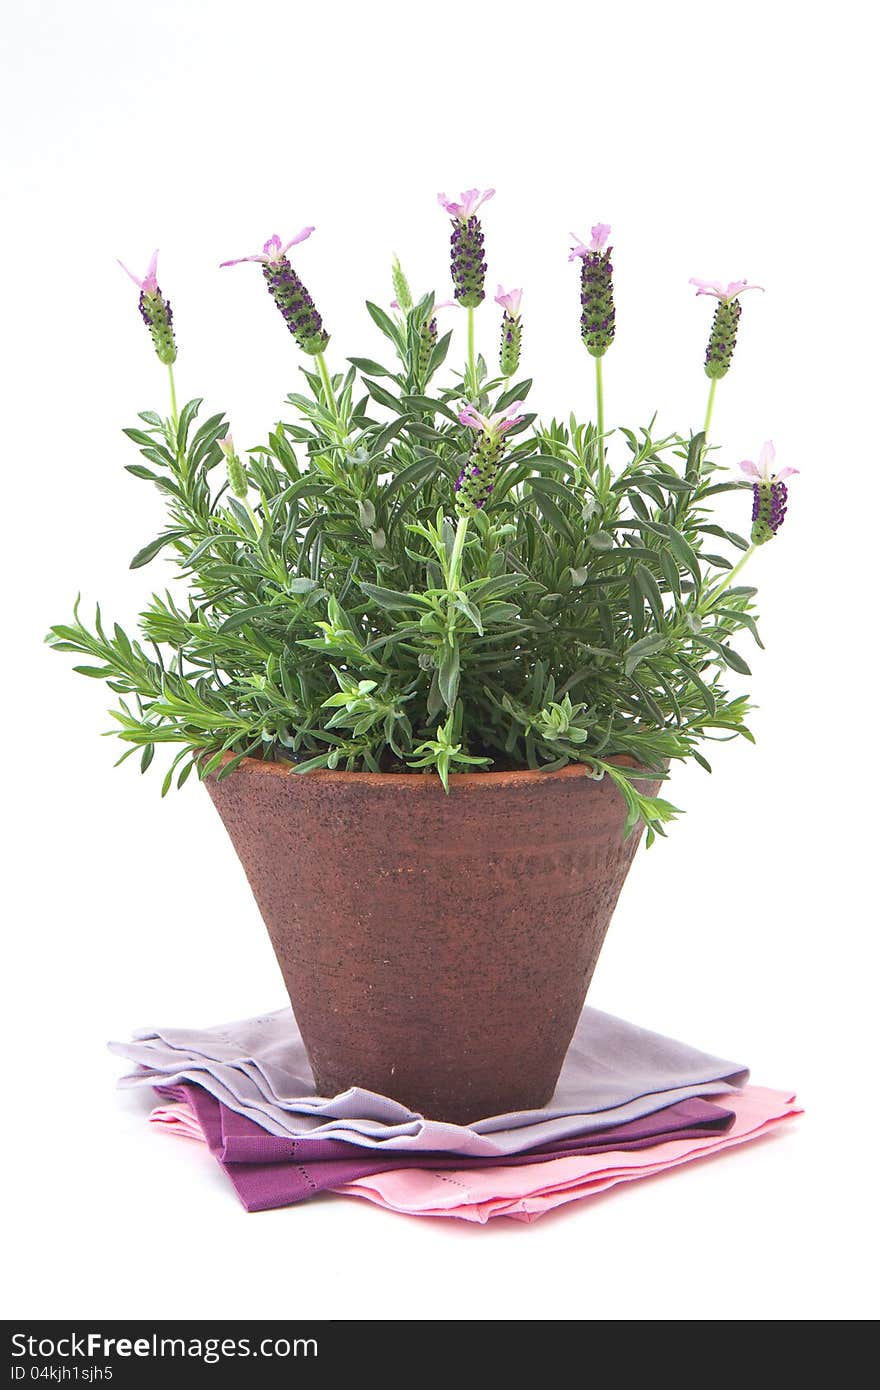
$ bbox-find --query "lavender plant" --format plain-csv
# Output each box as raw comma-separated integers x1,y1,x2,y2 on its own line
48,194,795,843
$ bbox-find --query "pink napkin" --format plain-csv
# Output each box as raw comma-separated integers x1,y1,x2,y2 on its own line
337,1086,800,1222
149,1100,205,1142
150,1085,800,1222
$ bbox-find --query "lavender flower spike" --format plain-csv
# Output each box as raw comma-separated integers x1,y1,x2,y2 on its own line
690,277,764,379
438,188,495,308
218,435,248,500
118,249,177,365
739,441,798,544
495,285,523,377
569,225,615,357
221,230,328,355
454,401,525,514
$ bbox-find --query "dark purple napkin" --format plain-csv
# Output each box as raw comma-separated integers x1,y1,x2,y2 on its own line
157,1083,734,1213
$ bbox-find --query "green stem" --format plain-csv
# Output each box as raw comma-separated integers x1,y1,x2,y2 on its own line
702,544,756,610
316,352,339,423
448,513,470,591
703,377,717,439
595,355,606,480
168,364,179,433
467,308,476,399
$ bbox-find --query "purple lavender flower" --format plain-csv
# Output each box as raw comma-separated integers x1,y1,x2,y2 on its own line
739,442,798,543
454,401,525,513
221,230,329,355
118,249,177,364
495,285,523,377
569,224,615,357
438,188,495,308
690,277,764,379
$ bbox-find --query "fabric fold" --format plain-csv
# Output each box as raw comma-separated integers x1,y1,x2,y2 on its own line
114,1005,748,1157
151,1083,738,1212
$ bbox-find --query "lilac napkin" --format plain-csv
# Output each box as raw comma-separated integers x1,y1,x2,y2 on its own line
159,1082,735,1213
112,1005,747,1157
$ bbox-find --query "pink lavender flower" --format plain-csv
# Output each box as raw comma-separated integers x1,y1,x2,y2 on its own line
495,286,524,377
219,229,315,268
691,277,764,379
494,286,523,317
689,278,764,300
458,402,525,435
568,224,612,260
220,229,328,355
739,442,798,544
569,225,615,356
454,401,525,513
118,249,177,365
438,188,495,220
439,188,495,308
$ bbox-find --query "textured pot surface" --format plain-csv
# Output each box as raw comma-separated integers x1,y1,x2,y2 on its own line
207,759,658,1124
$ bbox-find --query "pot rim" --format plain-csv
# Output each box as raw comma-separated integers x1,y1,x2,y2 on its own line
209,750,646,790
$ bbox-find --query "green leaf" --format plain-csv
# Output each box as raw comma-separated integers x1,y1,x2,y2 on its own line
365,301,404,348
383,455,440,499
497,379,533,410
364,379,405,414
529,486,577,545
348,357,396,378
635,563,665,627
176,398,202,453
678,659,717,717
665,527,701,585
129,532,184,569
623,634,668,677
360,583,429,611
454,596,483,634
588,531,615,552
438,642,460,709
659,547,682,598
123,427,161,448
698,637,752,675
293,754,334,774
685,431,705,482
402,394,460,423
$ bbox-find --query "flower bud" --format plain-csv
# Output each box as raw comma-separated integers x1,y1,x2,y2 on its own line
391,257,413,313
495,287,524,378
219,436,248,499
418,315,438,376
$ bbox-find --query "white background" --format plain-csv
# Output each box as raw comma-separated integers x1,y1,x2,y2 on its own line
2,0,877,1321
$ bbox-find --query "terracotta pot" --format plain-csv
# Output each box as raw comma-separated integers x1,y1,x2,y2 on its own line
206,758,659,1125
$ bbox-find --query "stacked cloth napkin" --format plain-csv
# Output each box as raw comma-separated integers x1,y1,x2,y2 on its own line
111,1007,801,1224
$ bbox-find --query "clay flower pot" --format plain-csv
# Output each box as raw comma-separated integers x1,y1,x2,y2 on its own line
207,758,659,1125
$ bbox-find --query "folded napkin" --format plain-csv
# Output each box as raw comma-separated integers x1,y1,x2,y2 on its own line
113,1006,748,1157
150,1083,736,1212
338,1087,801,1223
